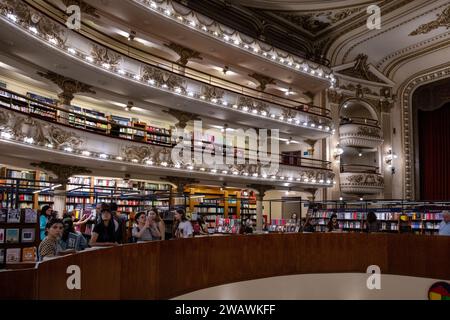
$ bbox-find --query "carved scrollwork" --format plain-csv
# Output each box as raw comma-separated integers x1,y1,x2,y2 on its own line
357,126,382,139
410,6,450,36
141,65,186,93
237,96,268,114
201,86,224,101
47,125,82,148
0,108,83,148
91,44,121,69
345,174,384,186
30,161,91,185
0,0,66,46
122,145,154,162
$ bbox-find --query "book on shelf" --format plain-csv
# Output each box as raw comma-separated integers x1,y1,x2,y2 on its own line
22,246,37,262
7,209,20,223
215,218,241,234
0,208,6,222
21,228,35,243
6,248,21,263
5,228,19,243
0,248,4,264
0,228,4,243
24,208,37,223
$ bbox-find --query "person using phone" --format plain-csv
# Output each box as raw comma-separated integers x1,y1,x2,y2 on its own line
132,211,160,242
174,209,193,238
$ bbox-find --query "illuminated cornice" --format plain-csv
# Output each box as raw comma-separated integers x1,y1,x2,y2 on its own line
132,0,335,84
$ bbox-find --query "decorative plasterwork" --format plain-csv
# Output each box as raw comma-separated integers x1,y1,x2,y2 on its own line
0,0,66,46
0,103,335,187
164,42,202,66
339,124,383,149
409,6,450,36
340,172,384,195
0,2,333,133
61,0,99,18
0,108,83,148
30,161,91,184
399,64,450,200
237,96,269,115
91,44,121,69
339,54,382,82
141,65,187,93
276,7,362,35
163,109,200,129
248,73,276,91
338,2,449,65
201,86,224,101
36,71,96,105
131,0,333,80
122,145,154,162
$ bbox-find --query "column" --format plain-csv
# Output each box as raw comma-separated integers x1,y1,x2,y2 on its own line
249,184,273,233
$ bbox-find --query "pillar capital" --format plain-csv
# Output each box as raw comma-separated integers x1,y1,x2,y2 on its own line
37,71,96,106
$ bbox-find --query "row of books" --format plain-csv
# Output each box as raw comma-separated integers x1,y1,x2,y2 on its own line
66,197,92,204
195,207,225,214
0,228,36,243
0,208,37,223
0,247,37,264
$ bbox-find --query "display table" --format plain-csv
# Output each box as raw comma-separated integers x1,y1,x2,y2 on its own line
0,233,449,299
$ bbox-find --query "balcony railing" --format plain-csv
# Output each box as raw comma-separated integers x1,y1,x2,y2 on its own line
0,88,331,171
10,2,330,118
340,117,379,128
340,164,379,174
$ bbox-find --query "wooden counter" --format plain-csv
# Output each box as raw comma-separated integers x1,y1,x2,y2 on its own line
1,233,449,299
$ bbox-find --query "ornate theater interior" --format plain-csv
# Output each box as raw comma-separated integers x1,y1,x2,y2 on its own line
0,0,449,301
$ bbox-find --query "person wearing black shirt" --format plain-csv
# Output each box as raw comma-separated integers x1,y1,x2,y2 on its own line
89,208,121,246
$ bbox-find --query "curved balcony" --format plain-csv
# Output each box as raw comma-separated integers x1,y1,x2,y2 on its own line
0,89,334,188
0,5,333,138
339,118,383,149
339,165,384,195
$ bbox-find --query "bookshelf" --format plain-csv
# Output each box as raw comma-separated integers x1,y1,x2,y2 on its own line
0,87,175,148
240,190,257,229
305,206,445,234
0,176,40,266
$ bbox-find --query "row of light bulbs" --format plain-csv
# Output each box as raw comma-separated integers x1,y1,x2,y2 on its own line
140,1,336,84
4,11,333,133
0,130,334,186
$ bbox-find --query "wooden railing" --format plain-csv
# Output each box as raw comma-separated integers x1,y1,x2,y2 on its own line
0,233,448,299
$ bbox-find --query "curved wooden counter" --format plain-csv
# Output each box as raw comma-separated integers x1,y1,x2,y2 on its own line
1,233,449,299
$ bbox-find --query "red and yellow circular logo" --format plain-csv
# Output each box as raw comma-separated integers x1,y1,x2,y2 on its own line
428,282,450,300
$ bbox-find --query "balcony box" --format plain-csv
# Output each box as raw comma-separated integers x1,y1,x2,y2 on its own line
340,172,384,195
339,122,383,149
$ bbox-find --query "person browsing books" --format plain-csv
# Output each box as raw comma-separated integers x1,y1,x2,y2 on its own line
174,209,193,238
438,211,450,236
38,218,64,260
327,214,340,232
89,207,122,246
60,217,88,250
39,205,54,240
132,211,160,242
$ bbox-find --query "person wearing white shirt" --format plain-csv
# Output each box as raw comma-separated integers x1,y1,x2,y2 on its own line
438,211,450,236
